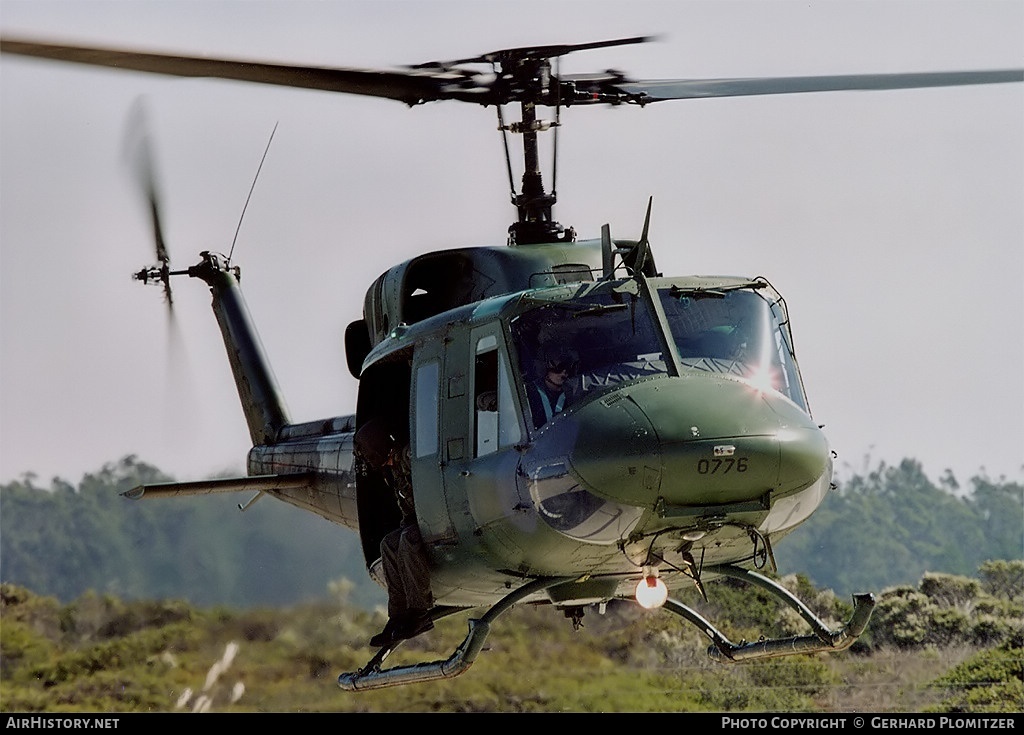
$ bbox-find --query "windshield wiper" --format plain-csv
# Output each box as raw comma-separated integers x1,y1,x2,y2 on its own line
571,302,629,318
537,300,630,317
669,286,727,299
669,282,767,300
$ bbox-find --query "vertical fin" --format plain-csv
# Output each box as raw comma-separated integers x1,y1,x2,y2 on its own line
189,252,290,446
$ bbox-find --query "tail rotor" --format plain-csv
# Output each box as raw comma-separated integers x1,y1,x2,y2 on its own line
124,98,178,314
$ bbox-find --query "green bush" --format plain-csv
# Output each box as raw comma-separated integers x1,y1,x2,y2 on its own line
978,560,1024,601
867,570,1021,651
930,638,1024,713
0,620,57,681
920,572,981,607
31,623,199,685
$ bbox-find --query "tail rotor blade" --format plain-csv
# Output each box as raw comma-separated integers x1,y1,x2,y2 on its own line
124,97,174,310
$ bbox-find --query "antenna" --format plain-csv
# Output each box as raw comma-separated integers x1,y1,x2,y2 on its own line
228,122,278,264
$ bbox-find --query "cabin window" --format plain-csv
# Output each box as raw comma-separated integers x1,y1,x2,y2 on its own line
401,252,477,325
414,359,440,458
473,333,521,456
526,463,644,544
550,263,594,284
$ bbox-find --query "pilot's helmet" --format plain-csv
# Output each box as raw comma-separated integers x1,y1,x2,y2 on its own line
537,343,579,377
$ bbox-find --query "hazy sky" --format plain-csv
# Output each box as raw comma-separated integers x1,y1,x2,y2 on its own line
1,0,1022,487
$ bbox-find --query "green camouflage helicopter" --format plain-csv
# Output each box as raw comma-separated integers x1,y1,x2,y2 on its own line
2,35,1020,690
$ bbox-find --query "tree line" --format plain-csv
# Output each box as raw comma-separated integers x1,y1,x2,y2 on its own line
0,457,383,609
773,458,1023,597
0,455,1020,608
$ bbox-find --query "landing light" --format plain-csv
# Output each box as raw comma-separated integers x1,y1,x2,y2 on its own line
635,573,668,609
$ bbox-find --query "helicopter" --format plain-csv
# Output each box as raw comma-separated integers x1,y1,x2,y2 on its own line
1,34,1020,692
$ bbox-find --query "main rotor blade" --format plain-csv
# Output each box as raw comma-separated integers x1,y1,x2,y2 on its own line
613,69,1024,102
0,38,461,106
4,37,1020,109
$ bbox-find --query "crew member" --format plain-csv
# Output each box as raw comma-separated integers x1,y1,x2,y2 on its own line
354,418,434,648
526,346,577,427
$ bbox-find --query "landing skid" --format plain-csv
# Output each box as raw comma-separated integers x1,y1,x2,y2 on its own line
337,576,572,691
657,564,875,662
337,567,874,691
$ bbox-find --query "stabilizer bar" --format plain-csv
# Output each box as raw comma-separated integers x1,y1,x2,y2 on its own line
661,564,875,663
337,576,571,691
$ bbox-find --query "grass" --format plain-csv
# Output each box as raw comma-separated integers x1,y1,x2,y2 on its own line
2,584,1020,713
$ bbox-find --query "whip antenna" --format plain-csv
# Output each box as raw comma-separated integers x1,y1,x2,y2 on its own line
228,121,278,264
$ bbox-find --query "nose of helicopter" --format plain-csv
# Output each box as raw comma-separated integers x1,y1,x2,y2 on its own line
560,374,830,510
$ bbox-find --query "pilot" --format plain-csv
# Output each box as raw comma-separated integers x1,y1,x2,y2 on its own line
526,345,578,427
354,418,435,648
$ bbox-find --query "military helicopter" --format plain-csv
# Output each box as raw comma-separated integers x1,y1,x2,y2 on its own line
2,34,1020,691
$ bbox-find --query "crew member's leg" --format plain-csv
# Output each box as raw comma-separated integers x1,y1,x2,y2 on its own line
370,524,433,646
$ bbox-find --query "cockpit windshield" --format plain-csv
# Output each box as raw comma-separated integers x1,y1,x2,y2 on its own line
508,279,809,429
657,285,808,411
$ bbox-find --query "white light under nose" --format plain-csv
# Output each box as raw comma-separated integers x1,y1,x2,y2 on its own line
635,574,668,609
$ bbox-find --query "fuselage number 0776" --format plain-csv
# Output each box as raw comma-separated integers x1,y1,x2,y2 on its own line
697,457,749,474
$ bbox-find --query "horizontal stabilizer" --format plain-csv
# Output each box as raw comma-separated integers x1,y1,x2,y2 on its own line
122,472,319,499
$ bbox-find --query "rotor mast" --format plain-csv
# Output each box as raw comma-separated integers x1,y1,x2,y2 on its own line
489,39,650,245
508,95,566,245
498,54,570,246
